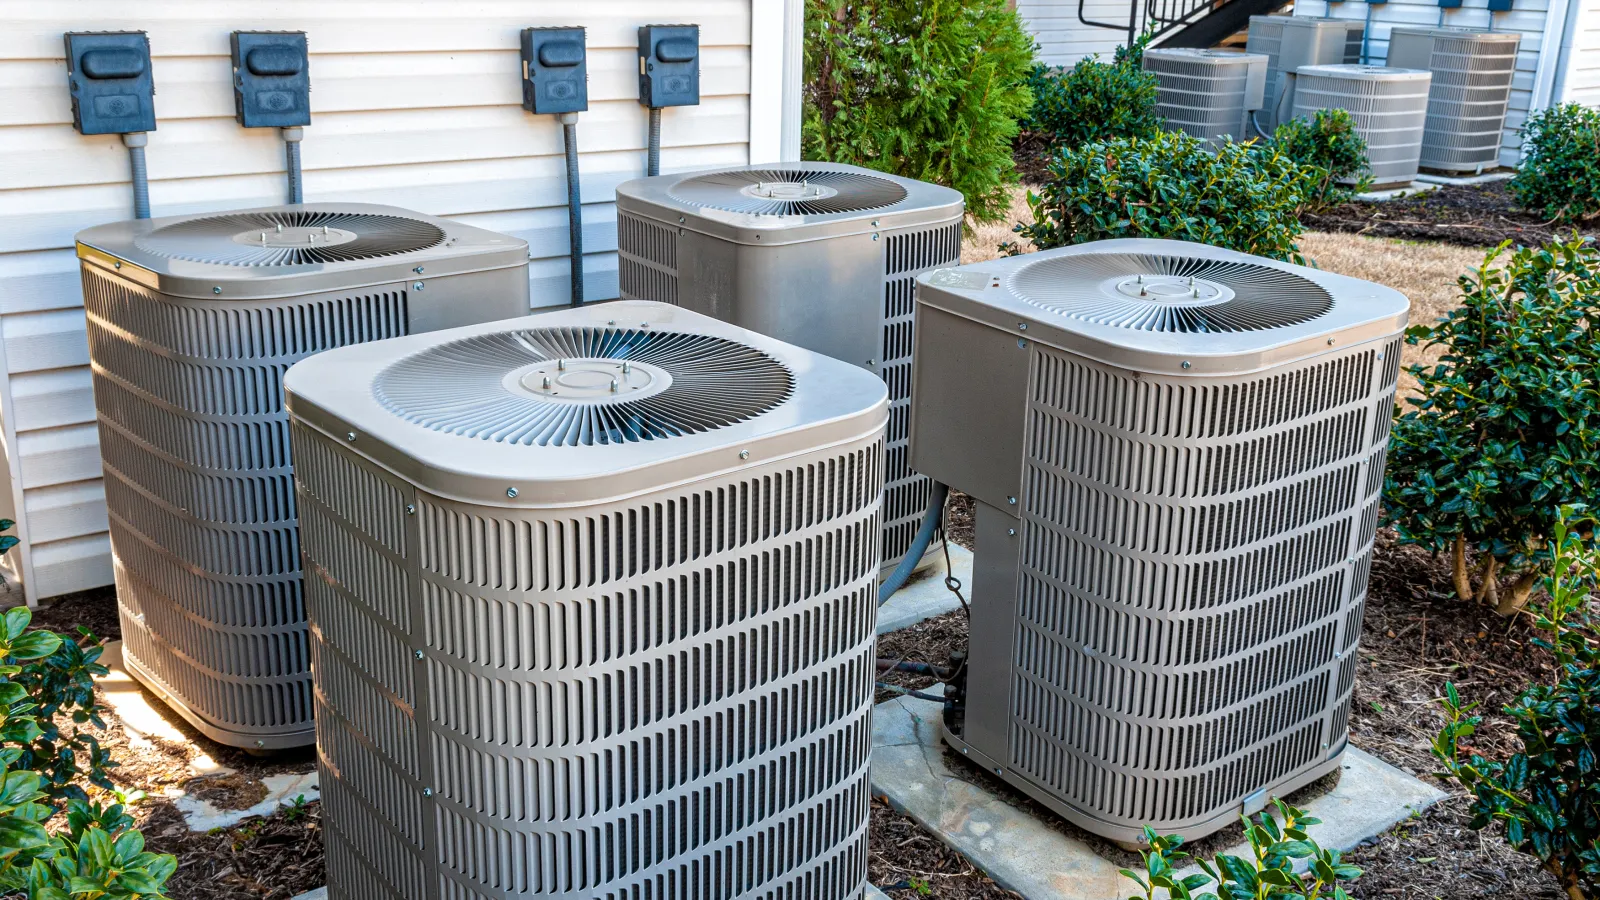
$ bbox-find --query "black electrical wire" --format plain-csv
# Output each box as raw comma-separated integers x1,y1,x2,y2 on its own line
878,481,950,605
875,682,951,704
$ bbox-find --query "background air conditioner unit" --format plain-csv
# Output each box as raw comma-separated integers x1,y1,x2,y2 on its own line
1246,15,1366,132
1143,48,1269,144
76,203,529,750
286,300,887,900
614,162,963,577
1385,26,1521,174
1292,64,1433,188
909,239,1409,843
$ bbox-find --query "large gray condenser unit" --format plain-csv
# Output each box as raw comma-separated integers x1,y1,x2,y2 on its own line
909,239,1409,843
76,203,529,750
614,162,962,578
1245,15,1366,132
1143,48,1268,144
1292,64,1433,187
1385,26,1521,173
286,299,887,899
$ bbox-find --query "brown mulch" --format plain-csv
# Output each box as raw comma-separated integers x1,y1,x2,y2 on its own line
1302,181,1590,250
140,800,324,900
26,585,121,640
1011,131,1053,187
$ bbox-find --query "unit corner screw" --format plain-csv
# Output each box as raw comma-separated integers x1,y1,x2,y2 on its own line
1017,338,1028,349
405,504,416,515
739,449,750,459
422,787,433,797
413,649,424,660
113,261,122,269
254,740,265,748
1181,361,1192,369
1327,337,1336,345
1018,323,1027,331
413,281,425,291
871,233,879,241
212,286,222,295
1007,528,1016,536
506,487,519,498
413,266,424,274
1007,496,1017,505
346,432,356,442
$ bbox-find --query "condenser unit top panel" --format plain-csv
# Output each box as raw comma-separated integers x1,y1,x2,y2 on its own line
284,300,889,505
616,161,963,246
916,239,1408,376
1387,24,1523,42
75,202,529,300
1295,63,1433,83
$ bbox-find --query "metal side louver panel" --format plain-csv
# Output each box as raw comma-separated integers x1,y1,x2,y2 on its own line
1293,65,1432,187
1385,27,1520,172
286,301,888,900
1144,49,1268,143
1246,16,1366,132
76,202,531,749
615,164,964,576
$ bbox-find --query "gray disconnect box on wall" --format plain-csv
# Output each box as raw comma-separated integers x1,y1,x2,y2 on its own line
64,31,156,135
521,26,588,114
638,23,699,107
230,31,310,128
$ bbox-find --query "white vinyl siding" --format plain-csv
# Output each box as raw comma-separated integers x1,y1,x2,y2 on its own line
1294,0,1552,166
1020,0,1136,66
1555,0,1600,103
0,0,791,603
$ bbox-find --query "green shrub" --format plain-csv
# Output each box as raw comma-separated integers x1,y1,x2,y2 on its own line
0,607,175,899
1024,36,1159,150
1122,800,1362,900
1433,508,1600,900
1383,237,1600,614
802,0,1036,222
1007,131,1318,262
1511,103,1600,224
1270,108,1372,206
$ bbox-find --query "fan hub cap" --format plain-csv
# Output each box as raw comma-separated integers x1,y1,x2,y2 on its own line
232,226,359,248
508,358,673,404
741,181,839,202
1109,274,1234,307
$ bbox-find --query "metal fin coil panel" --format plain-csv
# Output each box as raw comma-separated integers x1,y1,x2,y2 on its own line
1292,65,1432,187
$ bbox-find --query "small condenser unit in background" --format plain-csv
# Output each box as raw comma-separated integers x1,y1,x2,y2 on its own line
1293,64,1433,187
1246,15,1366,132
909,239,1409,844
286,300,887,900
75,203,529,749
614,162,963,576
1143,48,1269,144
1385,26,1521,173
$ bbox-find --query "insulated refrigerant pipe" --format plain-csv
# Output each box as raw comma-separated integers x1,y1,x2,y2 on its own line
646,106,663,177
560,112,584,306
123,132,150,219
878,481,950,604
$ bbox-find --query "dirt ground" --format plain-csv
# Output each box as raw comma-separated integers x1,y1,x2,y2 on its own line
1304,181,1591,249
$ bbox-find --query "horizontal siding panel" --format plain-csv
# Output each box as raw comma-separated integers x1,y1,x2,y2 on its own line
0,250,81,315
23,481,106,545
29,533,112,600
17,424,101,490
2,309,89,373
10,369,94,432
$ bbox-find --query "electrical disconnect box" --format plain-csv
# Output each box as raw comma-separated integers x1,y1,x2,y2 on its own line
64,31,156,135
521,26,588,114
637,24,699,107
230,31,310,128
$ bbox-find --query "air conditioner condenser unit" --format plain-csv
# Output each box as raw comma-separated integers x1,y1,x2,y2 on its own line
1292,64,1433,188
1385,26,1521,174
76,203,530,750
614,162,963,578
909,239,1409,844
1143,48,1268,144
286,299,888,900
1246,15,1366,132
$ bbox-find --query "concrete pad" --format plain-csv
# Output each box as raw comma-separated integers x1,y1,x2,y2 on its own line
878,544,972,635
1415,169,1514,186
1355,181,1442,202
871,690,1447,899
98,640,320,831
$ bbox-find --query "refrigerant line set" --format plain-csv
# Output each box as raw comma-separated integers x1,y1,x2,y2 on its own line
60,17,1415,900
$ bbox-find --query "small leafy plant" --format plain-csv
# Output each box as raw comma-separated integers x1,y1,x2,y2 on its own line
1269,109,1372,207
1433,507,1600,900
1008,131,1318,262
803,0,1036,221
1122,800,1362,900
1384,237,1600,614
1511,103,1600,225
1024,35,1160,150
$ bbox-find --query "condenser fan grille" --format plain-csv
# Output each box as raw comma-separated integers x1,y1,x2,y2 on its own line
134,210,448,267
668,168,909,216
1011,253,1334,333
375,327,794,447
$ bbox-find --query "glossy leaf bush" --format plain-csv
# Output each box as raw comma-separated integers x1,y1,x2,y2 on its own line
1024,35,1160,150
1512,103,1600,225
1008,131,1317,262
802,0,1036,222
1384,238,1600,613
1270,108,1372,207
1434,509,1600,900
